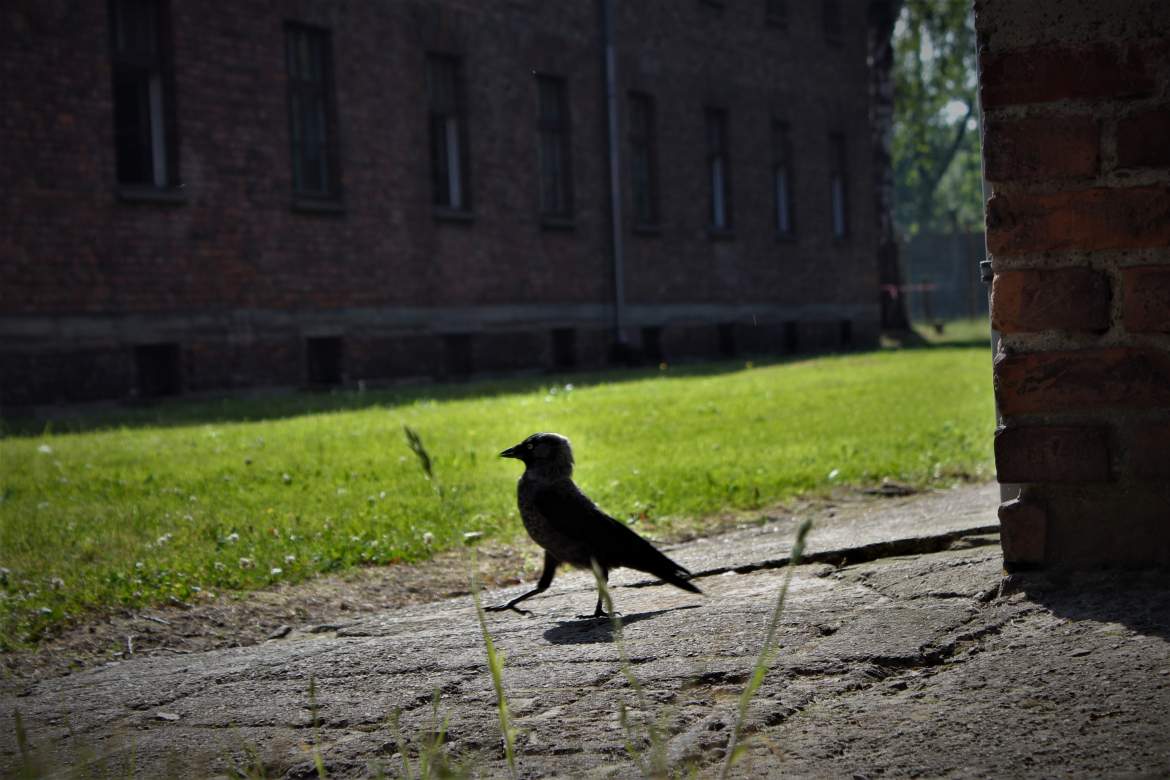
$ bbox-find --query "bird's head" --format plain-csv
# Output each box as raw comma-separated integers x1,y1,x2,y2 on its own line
500,432,574,476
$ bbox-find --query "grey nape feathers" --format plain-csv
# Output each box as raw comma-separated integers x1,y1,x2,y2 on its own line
487,432,701,618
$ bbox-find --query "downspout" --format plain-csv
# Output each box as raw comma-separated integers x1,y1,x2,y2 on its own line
601,0,628,354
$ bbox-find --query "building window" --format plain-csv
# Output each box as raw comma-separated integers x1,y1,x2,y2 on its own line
285,23,340,199
823,0,843,44
536,75,573,219
427,54,470,212
772,120,795,237
628,92,659,227
109,0,178,188
829,132,849,239
706,108,732,232
766,0,788,27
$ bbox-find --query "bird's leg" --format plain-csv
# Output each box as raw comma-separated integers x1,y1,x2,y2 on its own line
581,564,614,620
485,552,557,615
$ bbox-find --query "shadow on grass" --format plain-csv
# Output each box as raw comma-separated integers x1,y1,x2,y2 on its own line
1,326,991,438
542,605,701,645
0,354,814,438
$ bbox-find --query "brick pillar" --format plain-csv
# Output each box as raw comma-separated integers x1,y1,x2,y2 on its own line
976,0,1170,569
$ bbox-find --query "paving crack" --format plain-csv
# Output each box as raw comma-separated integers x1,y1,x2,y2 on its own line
629,525,1001,587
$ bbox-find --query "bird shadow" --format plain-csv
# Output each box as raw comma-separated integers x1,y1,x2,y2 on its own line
542,605,701,645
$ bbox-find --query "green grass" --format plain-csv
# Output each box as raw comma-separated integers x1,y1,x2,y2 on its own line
0,345,994,648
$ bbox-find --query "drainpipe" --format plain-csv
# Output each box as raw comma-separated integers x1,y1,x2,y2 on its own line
601,0,628,355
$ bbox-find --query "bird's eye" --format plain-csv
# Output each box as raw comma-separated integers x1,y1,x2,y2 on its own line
526,442,533,450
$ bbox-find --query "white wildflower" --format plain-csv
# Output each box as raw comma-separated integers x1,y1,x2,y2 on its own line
284,555,296,564
225,532,239,544
270,567,283,577
238,558,254,569
422,532,435,546
37,444,53,455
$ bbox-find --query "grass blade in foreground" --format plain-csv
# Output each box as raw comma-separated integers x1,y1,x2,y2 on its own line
470,546,518,777
591,560,670,777
721,518,813,777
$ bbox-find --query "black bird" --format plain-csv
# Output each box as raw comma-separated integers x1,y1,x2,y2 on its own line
486,432,702,618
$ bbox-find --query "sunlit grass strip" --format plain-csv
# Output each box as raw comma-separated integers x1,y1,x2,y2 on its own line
720,518,813,777
0,347,994,645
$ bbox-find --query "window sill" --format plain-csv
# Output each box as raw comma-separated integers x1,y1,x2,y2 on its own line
632,224,662,237
116,185,188,205
540,216,576,231
707,227,735,241
434,207,475,223
291,196,346,214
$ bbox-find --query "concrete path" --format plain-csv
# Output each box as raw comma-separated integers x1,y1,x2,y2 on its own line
3,483,1170,778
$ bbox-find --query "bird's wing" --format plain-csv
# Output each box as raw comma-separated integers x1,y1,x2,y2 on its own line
531,479,631,545
532,481,701,594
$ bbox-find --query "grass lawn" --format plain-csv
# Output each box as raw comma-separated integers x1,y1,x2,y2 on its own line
0,336,994,648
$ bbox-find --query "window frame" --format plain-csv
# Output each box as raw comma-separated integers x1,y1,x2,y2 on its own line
828,132,849,240
823,0,844,45
705,107,733,235
765,0,789,28
628,91,660,229
108,0,180,192
772,119,796,239
284,22,342,204
536,74,574,222
427,52,472,214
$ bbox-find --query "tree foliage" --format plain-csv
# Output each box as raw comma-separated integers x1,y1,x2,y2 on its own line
893,0,982,238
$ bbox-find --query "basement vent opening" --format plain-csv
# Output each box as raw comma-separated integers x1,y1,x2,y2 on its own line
839,319,853,349
443,333,473,379
306,336,344,387
641,326,662,364
784,321,799,354
717,322,737,357
134,342,182,398
551,328,577,370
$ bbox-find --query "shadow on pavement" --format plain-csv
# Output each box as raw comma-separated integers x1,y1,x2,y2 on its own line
542,605,701,645
1005,569,1170,641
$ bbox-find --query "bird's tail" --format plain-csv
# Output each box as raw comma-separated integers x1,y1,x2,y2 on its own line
627,540,702,594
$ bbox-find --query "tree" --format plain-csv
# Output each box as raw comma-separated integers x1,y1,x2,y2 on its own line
868,0,909,330
892,0,981,238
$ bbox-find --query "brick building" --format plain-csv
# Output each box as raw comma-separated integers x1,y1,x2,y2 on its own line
978,0,1170,567
1,0,878,406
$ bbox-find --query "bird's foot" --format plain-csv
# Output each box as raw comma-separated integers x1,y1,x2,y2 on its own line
576,610,620,621
484,603,533,616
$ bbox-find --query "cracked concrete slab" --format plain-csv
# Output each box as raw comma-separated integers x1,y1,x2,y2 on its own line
2,483,1169,778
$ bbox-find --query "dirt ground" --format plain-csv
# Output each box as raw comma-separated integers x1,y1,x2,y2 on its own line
0,542,537,691
0,486,932,692
2,500,813,689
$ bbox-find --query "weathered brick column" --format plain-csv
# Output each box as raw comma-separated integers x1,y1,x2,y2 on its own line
976,1,1170,568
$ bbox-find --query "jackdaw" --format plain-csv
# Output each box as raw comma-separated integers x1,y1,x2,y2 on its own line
486,432,701,618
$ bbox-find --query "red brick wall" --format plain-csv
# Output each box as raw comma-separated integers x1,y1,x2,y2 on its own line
1,0,877,406
977,0,1170,567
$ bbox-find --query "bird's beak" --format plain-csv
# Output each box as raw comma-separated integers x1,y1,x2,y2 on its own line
499,445,520,459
